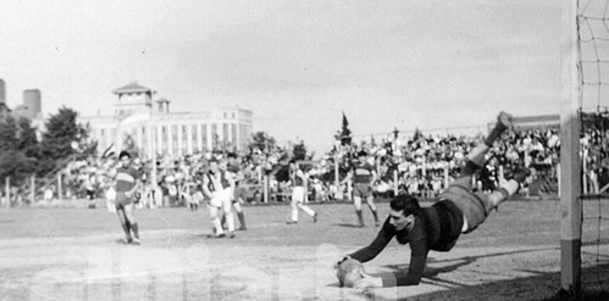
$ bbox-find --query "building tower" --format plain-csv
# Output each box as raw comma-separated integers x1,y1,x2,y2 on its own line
0,79,5,104
112,82,156,118
23,89,42,119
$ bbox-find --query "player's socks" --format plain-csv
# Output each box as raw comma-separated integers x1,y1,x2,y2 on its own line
512,167,531,184
499,182,517,198
237,212,247,230
466,144,489,167
461,160,481,177
221,214,227,229
121,221,131,238
356,209,364,227
131,222,139,240
212,217,224,235
225,212,235,232
291,207,299,223
371,209,379,226
484,112,512,146
298,203,315,217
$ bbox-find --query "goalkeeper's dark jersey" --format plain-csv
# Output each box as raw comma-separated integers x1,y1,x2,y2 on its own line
349,199,464,287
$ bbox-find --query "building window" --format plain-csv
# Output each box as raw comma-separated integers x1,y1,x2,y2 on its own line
182,125,188,153
161,126,168,153
231,124,237,147
191,125,198,153
223,123,229,147
201,124,208,151
172,125,178,154
211,124,218,149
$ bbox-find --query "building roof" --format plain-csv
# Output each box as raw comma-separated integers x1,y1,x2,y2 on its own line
112,82,156,95
156,97,170,103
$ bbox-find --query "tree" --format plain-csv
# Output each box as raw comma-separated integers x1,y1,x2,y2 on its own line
0,115,19,152
292,140,308,161
37,107,93,176
335,112,352,146
16,117,39,158
249,131,276,153
0,150,36,184
0,115,38,184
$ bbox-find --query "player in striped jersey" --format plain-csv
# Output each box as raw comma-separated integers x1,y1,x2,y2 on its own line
341,150,380,227
114,151,142,244
202,158,236,238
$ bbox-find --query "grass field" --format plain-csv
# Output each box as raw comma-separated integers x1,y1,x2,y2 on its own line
1,198,608,301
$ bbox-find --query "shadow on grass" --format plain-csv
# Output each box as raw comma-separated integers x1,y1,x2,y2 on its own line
334,223,365,228
370,248,609,301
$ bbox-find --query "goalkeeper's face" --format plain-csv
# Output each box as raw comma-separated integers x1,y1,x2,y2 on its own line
389,210,414,232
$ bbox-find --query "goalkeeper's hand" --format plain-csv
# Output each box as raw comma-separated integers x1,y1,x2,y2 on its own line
353,270,382,290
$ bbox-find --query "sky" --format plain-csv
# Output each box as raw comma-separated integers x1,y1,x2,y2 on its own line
0,0,584,155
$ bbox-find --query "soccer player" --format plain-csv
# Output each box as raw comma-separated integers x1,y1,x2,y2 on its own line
286,160,318,224
342,112,530,289
202,158,236,238
341,150,380,227
223,153,247,231
114,151,142,245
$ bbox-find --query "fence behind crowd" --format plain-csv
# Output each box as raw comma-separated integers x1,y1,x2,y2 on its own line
1,160,574,209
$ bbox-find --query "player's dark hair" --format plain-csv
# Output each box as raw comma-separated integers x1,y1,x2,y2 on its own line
357,150,368,157
118,150,131,159
227,152,237,159
390,194,420,216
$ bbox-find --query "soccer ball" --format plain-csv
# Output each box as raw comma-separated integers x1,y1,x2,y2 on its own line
336,258,364,287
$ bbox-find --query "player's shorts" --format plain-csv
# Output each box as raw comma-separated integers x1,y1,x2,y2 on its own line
292,186,305,203
353,183,373,198
233,186,247,203
192,191,204,204
210,188,232,208
439,184,493,233
115,191,134,210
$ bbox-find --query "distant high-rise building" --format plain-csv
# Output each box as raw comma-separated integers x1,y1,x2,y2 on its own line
0,79,5,104
23,89,41,119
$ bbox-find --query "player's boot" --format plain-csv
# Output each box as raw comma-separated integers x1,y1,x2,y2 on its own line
496,111,514,131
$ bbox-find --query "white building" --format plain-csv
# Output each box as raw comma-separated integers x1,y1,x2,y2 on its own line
81,82,253,157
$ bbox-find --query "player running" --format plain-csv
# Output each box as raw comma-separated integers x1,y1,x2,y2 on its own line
287,160,318,224
222,153,247,230
341,150,380,227
114,150,142,245
338,112,531,289
202,157,236,238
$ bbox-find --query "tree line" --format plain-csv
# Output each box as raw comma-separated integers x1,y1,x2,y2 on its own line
0,107,96,186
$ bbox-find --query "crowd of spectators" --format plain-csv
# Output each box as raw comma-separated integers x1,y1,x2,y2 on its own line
8,125,609,207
